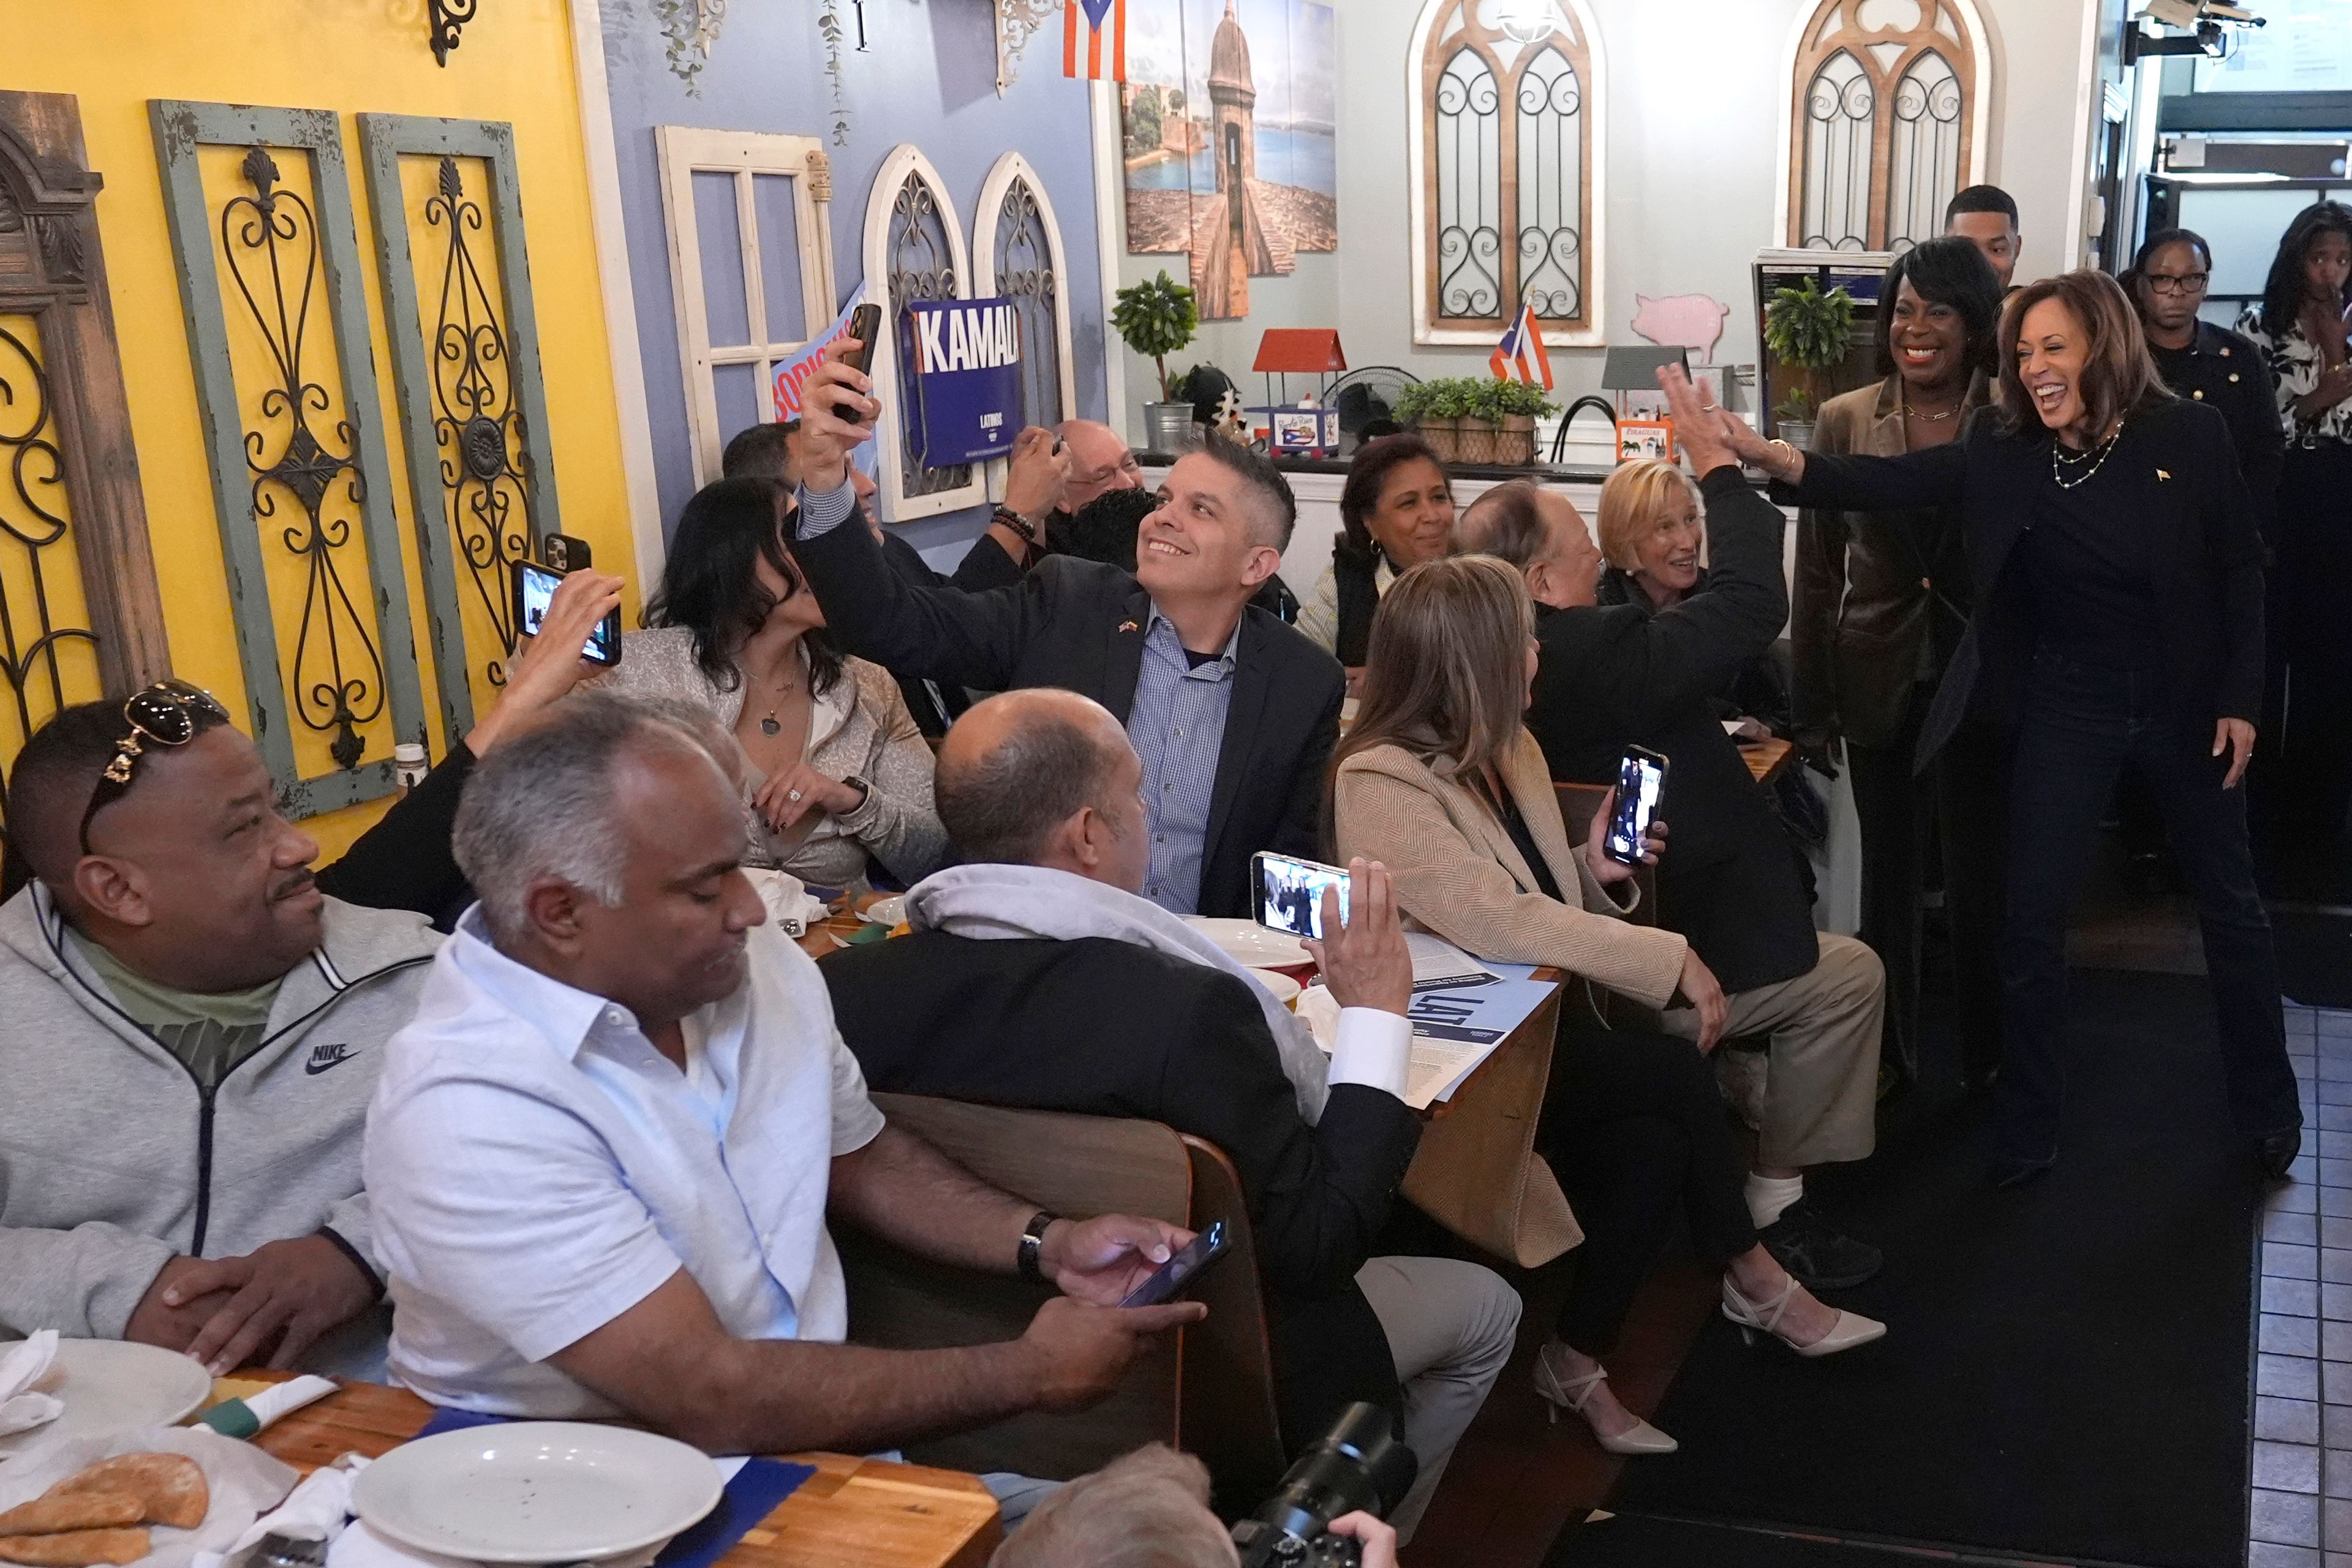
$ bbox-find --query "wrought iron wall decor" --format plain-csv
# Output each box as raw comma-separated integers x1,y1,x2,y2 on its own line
359,114,560,745
428,0,479,66
152,100,428,819
886,170,970,500
1785,0,1982,253
858,143,984,524
1410,0,1604,347
972,152,1078,443
0,90,170,818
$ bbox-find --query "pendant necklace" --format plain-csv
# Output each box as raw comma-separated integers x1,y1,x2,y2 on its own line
758,666,799,736
1904,391,1963,422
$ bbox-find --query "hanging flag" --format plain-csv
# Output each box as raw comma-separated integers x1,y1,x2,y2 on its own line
1490,301,1555,392
1063,0,1127,81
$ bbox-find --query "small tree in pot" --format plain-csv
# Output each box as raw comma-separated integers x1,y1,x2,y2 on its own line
1762,276,1855,448
1112,270,1200,454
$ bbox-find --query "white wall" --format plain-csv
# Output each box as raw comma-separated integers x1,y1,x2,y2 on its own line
1109,0,2101,438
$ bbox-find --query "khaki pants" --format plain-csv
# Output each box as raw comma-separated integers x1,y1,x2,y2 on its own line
1355,1255,1522,1541
1660,932,1884,1169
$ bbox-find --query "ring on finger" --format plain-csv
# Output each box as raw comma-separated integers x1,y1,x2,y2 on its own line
788,788,804,802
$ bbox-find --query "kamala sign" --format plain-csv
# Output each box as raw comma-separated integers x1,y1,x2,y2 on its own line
905,298,1024,467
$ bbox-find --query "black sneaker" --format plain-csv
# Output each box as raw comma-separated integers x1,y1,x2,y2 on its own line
1757,1199,1882,1291
2260,1128,2304,1183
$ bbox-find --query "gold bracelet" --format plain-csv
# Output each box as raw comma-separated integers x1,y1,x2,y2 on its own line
1766,439,1800,480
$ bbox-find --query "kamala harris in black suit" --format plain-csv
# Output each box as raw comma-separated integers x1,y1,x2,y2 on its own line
1665,271,2301,1186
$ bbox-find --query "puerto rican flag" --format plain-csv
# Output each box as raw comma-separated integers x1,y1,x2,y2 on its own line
1490,301,1555,392
1064,0,1127,81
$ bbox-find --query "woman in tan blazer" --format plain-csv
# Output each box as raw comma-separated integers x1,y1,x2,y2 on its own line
1330,556,1883,1457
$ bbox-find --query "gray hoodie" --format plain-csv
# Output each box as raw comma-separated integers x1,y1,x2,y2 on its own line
0,883,439,1374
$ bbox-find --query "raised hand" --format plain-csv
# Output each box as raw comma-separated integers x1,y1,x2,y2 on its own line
1303,858,1414,1017
799,339,880,494
1657,365,1777,477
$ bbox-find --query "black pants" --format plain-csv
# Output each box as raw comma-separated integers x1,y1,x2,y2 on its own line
1543,1025,1758,1355
1849,687,2006,1082
2275,442,2352,845
1995,649,2301,1165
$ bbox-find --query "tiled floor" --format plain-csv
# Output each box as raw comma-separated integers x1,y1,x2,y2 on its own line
2249,1002,2352,1568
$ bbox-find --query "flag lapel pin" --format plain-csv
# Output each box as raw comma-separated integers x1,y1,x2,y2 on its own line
2157,469,2171,481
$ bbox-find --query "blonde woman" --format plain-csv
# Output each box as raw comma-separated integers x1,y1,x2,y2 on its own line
1329,556,1883,1458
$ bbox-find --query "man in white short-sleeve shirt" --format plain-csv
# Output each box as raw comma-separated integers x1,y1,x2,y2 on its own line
364,693,1201,1457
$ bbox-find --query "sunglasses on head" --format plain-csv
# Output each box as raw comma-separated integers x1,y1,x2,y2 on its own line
78,679,233,855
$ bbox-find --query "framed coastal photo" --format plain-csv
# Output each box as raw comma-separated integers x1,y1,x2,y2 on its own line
1617,418,1675,464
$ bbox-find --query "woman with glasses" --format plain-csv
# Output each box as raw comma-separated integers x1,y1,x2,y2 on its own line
2237,202,2352,857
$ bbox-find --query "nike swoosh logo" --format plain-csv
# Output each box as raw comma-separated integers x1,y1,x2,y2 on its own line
304,1043,360,1076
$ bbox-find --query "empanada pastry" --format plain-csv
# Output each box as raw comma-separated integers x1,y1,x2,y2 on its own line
0,1528,151,1566
0,1498,141,1539
48,1455,206,1530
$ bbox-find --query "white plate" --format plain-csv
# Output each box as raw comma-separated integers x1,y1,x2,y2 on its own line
860,894,907,927
1246,968,1302,1008
351,1422,723,1564
0,1339,212,1461
1183,916,1309,968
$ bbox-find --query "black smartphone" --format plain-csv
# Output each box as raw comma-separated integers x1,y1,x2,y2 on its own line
840,303,883,375
514,559,621,668
540,532,592,572
1603,746,1669,866
1119,1219,1231,1310
1252,850,1350,941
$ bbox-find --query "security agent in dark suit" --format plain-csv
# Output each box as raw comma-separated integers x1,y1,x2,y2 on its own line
821,688,1518,1537
787,340,1347,919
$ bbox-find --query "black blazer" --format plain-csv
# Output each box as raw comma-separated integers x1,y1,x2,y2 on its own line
795,514,1347,918
874,530,1024,736
821,930,1418,1449
1525,469,1819,993
1776,398,2266,769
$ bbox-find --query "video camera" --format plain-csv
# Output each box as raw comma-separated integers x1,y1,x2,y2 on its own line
1230,1403,1416,1567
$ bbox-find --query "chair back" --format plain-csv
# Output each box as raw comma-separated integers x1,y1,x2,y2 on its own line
842,1095,1284,1493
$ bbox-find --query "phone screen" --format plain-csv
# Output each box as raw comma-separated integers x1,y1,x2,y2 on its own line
1604,750,1667,865
1118,1220,1229,1309
517,562,620,666
1254,852,1351,941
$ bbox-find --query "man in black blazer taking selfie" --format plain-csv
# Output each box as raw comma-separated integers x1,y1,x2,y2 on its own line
789,341,1345,919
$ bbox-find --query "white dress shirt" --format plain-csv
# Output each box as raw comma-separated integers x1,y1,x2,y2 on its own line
364,909,885,1417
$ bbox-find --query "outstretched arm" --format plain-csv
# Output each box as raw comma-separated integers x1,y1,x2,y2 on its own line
1659,365,1970,514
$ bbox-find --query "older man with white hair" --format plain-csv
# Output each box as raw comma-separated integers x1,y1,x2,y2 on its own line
364,692,1200,1491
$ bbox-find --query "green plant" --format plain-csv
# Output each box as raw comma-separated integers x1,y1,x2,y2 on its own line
1426,377,1483,420
1484,379,1558,419
1392,382,1436,423
1762,277,1855,421
1112,271,1200,402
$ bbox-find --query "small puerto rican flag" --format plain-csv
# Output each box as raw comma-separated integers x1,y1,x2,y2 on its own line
1064,0,1127,81
1490,300,1555,392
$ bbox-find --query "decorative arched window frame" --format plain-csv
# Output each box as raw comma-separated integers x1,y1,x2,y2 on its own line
1406,0,1609,349
1773,0,1994,254
862,143,986,524
970,151,1077,502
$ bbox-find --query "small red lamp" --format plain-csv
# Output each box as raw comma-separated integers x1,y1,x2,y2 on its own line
1250,330,1348,455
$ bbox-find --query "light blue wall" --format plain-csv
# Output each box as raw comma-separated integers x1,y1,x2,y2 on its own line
600,0,1110,558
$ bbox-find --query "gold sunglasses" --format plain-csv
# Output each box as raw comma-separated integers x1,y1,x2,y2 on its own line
78,679,232,854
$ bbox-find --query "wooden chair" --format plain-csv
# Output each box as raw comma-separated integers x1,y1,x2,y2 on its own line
838,1093,1284,1497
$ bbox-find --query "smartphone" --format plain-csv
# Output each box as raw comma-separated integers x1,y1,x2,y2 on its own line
514,559,622,668
840,303,883,375
1604,747,1669,867
1252,850,1351,941
540,532,592,573
1118,1219,1230,1310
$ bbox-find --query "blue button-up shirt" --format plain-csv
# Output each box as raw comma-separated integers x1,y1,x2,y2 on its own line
1129,609,1238,915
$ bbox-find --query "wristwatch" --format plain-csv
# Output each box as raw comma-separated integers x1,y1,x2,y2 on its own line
1017,1210,1059,1284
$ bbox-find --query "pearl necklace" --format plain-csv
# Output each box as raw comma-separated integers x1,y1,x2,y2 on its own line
2049,420,2125,490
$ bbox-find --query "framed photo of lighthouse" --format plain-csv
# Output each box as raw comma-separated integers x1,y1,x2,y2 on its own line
1121,0,1338,322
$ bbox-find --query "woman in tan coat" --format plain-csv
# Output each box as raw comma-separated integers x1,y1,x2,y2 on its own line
1329,557,1882,1457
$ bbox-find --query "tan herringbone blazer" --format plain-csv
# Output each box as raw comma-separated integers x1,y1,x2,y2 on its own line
1332,730,1688,1011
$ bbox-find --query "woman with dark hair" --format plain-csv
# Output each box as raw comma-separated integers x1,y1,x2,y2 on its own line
1793,235,2004,1090
2237,202,2352,851
604,477,946,887
1330,556,1883,1458
1676,270,2300,1186
1298,434,1455,677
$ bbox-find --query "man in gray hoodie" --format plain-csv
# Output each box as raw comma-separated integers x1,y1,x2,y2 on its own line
0,687,443,1378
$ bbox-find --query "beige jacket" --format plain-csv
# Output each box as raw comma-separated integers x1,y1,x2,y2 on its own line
603,627,948,887
1332,731,1688,1011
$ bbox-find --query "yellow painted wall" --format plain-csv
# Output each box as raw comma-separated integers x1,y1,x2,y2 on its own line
3,0,638,861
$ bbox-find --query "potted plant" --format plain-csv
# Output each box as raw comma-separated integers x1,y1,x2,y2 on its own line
1112,270,1200,454
1762,276,1856,448
1487,379,1558,466
1452,378,1501,464
1393,381,1452,460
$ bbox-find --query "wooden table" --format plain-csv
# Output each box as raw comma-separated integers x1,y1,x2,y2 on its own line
222,1374,1001,1568
1742,735,1795,786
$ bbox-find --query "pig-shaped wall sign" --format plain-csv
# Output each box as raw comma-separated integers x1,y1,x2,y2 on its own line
1631,293,1731,364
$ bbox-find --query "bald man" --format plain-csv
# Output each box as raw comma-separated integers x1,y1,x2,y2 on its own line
820,689,1519,1539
